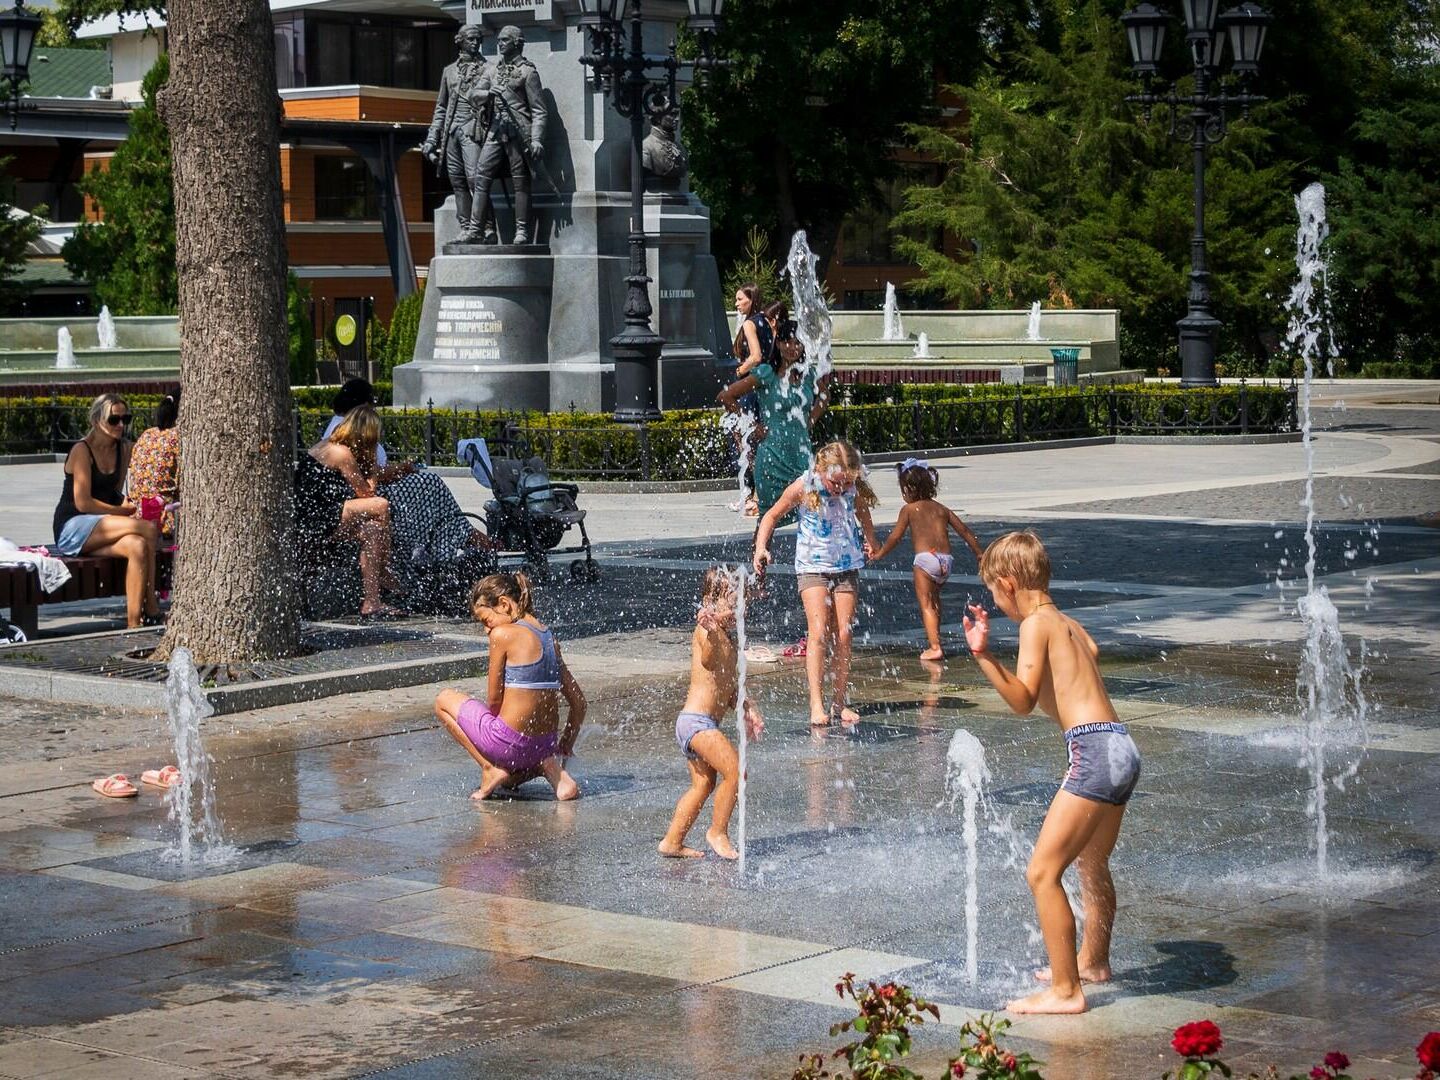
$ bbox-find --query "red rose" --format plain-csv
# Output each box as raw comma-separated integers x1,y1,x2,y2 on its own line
951,1064,966,1078
878,983,897,1000
1003,1054,1018,1071
1171,1020,1224,1059
1324,1052,1350,1071
1309,1068,1327,1080
1418,1033,1440,1071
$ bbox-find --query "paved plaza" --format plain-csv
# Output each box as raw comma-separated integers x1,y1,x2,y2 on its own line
0,385,1437,1078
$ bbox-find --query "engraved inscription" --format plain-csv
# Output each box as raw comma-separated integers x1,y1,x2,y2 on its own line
435,297,504,362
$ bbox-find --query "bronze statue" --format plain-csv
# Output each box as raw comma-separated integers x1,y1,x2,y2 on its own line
471,24,549,245
422,25,490,243
642,111,687,183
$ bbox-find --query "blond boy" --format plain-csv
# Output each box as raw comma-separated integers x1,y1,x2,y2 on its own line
963,531,1140,1015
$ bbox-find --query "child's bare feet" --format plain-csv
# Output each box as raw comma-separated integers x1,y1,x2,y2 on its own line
919,646,945,661
552,771,580,801
706,828,739,860
1006,986,1087,1014
658,841,704,859
1034,964,1111,985
809,708,831,727
471,766,511,800
833,703,861,725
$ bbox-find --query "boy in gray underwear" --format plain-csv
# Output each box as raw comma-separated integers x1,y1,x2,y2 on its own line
659,567,765,861
962,531,1140,1016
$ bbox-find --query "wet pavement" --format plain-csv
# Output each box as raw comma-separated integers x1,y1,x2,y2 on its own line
0,400,1437,1078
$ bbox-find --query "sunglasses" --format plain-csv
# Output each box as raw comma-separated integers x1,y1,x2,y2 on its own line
105,414,132,427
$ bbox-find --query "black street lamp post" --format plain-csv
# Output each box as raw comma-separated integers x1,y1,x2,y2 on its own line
1121,1,1272,387
578,0,726,422
0,0,40,130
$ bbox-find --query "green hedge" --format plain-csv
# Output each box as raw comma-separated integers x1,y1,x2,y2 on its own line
1,385,1294,477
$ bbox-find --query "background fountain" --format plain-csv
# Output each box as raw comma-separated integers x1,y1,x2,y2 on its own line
882,282,905,341
913,331,931,359
54,327,78,369
1026,301,1043,341
96,306,118,350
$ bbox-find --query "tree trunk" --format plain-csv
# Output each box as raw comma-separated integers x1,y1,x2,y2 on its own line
156,0,301,662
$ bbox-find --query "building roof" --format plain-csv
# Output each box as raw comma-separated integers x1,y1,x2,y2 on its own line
25,47,111,100
14,259,87,288
78,0,452,37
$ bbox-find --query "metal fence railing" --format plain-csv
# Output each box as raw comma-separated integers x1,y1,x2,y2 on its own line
1,385,1297,482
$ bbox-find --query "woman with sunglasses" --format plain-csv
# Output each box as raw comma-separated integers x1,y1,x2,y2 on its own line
52,393,161,627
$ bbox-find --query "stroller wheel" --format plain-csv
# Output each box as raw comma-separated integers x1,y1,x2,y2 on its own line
570,559,598,583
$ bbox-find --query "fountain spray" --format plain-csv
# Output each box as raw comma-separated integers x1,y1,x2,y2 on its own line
1285,182,1369,876
729,564,751,876
162,648,235,865
944,730,990,988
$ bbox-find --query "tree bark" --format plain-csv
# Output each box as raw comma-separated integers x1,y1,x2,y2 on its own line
156,0,301,662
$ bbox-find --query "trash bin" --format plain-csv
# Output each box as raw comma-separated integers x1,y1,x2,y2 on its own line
1049,347,1080,386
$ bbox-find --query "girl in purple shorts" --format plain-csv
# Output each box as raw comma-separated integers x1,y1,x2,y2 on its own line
434,572,586,801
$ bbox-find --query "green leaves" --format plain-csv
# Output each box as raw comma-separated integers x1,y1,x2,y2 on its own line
62,54,176,315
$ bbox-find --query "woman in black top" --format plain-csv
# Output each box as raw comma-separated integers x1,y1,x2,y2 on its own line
53,393,161,627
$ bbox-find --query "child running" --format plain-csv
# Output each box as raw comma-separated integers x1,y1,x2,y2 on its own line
962,531,1140,1015
434,572,585,802
754,440,879,727
659,566,765,860
872,458,984,661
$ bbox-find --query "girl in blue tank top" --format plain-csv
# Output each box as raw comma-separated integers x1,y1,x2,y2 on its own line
433,572,586,801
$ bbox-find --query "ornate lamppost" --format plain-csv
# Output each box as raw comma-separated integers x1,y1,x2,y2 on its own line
0,0,40,130
1121,1,1272,386
578,0,726,422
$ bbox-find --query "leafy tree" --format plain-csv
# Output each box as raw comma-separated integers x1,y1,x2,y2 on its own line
1324,69,1440,373
37,8,101,48
0,159,43,312
894,0,1296,371
683,0,980,277
62,53,176,314
286,272,317,385
379,288,425,378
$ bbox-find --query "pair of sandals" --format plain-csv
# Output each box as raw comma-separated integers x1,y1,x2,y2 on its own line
91,765,181,798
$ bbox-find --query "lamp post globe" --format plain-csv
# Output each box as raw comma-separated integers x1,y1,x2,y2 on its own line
1121,3,1169,74
0,0,40,85
1220,2,1272,75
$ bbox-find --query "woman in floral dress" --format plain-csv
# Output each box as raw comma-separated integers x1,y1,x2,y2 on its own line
126,388,181,542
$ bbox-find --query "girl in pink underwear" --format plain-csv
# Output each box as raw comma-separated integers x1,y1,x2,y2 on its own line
434,572,585,801
872,459,984,661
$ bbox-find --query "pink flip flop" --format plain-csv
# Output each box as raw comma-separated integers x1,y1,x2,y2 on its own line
92,774,138,798
141,765,182,790
781,636,808,659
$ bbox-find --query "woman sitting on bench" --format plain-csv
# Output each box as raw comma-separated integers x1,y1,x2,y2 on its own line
52,393,162,628
296,404,401,618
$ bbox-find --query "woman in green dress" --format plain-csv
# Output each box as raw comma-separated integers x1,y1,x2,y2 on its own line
719,303,830,526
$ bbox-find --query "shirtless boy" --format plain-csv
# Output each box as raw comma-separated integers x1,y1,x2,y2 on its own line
962,531,1141,1015
658,567,765,860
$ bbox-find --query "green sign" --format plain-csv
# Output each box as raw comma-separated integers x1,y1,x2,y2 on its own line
335,314,357,347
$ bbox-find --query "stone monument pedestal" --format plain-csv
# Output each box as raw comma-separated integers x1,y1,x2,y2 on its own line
392,4,732,416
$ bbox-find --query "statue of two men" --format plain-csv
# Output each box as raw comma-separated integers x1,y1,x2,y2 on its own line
422,24,548,246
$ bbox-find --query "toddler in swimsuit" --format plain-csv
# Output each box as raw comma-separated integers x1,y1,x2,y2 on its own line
871,459,984,660
434,572,585,801
962,531,1140,1016
659,567,764,860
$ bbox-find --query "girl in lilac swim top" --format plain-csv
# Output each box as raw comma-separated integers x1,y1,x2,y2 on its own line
434,572,586,802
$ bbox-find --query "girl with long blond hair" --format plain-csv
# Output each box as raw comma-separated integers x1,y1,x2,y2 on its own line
295,403,399,617
753,440,879,726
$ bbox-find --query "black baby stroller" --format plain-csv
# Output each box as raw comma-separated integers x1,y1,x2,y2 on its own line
457,434,597,583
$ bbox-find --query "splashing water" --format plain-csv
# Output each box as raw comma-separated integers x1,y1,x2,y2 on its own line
97,306,118,350
1284,182,1368,877
54,327,77,369
729,565,751,876
162,648,236,865
784,231,835,388
944,730,990,988
1026,301,1042,342
913,332,931,359
722,409,758,515
882,282,905,341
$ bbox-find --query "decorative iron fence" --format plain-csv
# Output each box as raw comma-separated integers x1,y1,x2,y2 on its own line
0,384,1297,482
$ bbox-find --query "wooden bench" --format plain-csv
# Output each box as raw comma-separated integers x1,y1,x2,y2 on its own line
0,551,174,638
